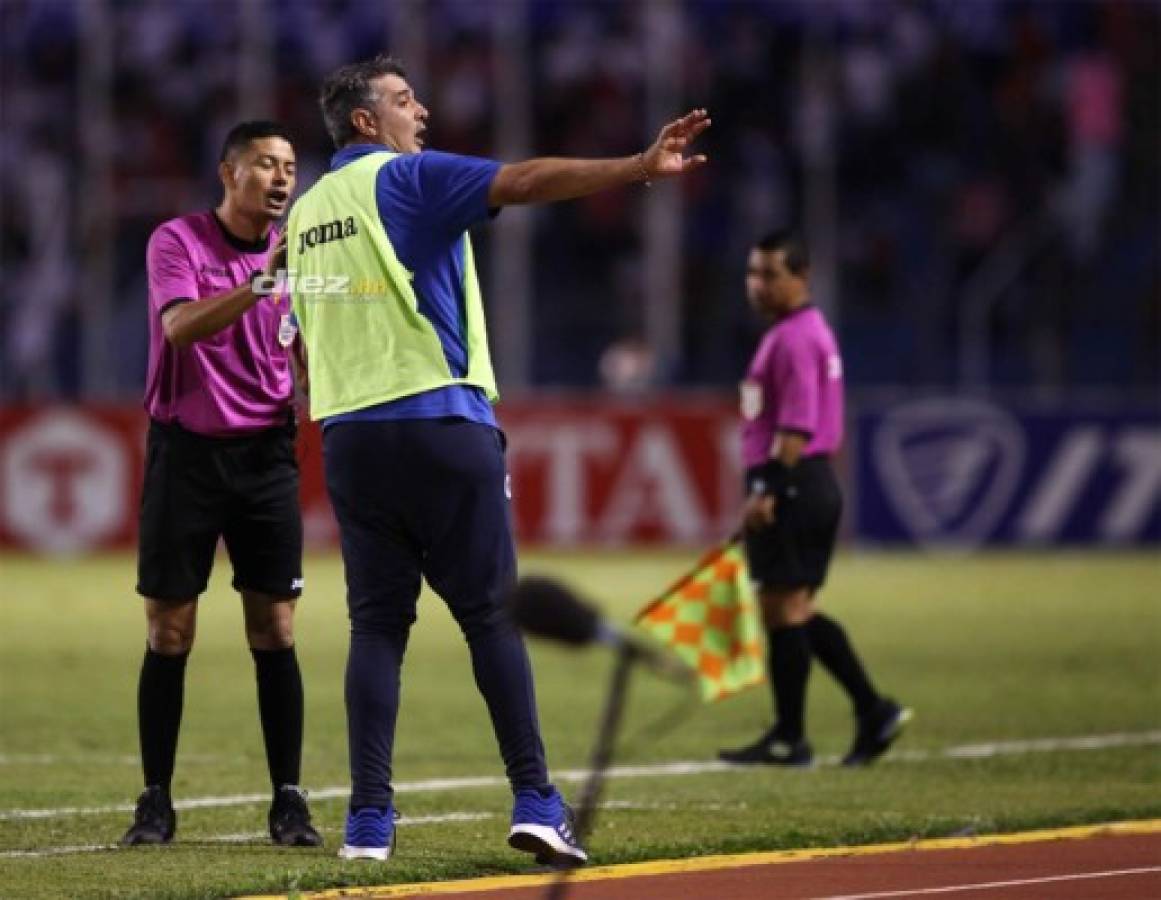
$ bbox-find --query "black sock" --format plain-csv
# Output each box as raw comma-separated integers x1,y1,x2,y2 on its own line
807,613,880,717
251,646,304,788
767,625,811,742
137,646,189,791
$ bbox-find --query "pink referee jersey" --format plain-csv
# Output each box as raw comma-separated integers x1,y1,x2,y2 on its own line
143,211,294,437
740,304,844,468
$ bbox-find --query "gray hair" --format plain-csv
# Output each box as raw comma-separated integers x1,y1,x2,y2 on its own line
319,54,407,148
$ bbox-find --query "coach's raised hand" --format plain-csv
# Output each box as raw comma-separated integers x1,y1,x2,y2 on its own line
641,108,711,181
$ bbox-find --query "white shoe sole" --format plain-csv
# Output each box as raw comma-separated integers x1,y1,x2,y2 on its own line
338,843,391,861
508,824,588,865
884,707,915,740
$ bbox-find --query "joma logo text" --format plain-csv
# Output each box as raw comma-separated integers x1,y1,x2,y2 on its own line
297,216,359,254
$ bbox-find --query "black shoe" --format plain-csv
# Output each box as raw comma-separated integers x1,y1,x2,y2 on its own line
842,699,913,767
121,786,175,846
718,728,813,767
269,785,323,847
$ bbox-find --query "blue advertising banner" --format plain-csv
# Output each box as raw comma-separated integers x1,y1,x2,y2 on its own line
855,398,1161,547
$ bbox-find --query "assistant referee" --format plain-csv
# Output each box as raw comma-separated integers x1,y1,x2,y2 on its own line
718,231,912,768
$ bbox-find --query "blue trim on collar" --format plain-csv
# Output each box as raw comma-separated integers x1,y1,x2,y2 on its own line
330,144,402,171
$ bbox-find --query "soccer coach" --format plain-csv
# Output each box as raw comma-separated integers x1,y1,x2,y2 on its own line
284,54,708,863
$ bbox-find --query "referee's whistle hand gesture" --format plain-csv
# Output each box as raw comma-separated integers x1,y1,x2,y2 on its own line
265,232,288,283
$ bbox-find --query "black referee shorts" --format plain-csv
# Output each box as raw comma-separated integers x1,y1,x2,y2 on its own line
136,418,304,601
743,456,842,591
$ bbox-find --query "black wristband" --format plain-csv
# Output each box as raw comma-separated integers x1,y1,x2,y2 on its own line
746,459,793,499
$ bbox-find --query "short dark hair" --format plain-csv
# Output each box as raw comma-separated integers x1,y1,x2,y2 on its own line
219,120,293,163
754,230,810,276
319,54,408,149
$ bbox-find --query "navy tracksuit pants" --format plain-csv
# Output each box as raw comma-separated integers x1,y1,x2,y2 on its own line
323,417,548,808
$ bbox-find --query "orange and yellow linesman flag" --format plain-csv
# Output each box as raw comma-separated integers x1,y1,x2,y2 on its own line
633,539,765,703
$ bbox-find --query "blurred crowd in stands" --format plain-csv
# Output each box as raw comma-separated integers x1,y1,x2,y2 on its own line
1,0,1157,398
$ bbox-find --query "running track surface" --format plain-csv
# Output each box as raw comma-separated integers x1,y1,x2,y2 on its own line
241,822,1161,900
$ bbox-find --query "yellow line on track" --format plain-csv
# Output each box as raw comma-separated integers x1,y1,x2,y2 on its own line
235,819,1161,899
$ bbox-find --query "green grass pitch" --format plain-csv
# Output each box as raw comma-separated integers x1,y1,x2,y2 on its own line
1,549,1159,899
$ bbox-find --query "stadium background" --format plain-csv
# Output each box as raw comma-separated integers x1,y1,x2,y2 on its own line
0,3,1159,898
1,0,1158,554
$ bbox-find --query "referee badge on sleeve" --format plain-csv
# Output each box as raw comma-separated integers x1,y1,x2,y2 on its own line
277,313,297,348
740,379,763,421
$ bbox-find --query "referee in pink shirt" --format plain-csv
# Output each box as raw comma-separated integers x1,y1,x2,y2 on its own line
122,122,320,847
719,231,912,768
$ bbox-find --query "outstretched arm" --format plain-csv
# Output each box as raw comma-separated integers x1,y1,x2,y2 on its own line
487,109,710,207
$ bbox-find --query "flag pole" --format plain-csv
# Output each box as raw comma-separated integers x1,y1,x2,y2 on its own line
544,643,637,900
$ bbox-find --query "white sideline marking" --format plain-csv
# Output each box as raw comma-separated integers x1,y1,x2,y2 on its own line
813,866,1161,899
1,729,1159,823
0,812,497,859
0,844,115,859
0,805,693,859
0,754,220,767
942,733,1161,758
